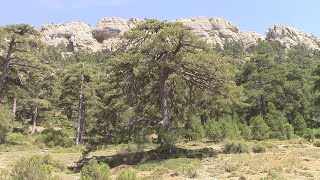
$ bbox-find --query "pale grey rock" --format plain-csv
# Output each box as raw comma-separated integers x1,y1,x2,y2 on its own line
40,21,100,51
266,24,320,50
92,17,141,52
39,17,320,52
177,17,263,49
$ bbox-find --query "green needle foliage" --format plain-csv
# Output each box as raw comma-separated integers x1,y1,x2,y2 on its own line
0,21,320,155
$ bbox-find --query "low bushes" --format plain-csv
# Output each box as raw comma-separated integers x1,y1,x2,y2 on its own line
205,118,241,143
36,128,74,148
223,141,250,154
251,116,270,141
0,105,15,144
5,133,25,144
252,144,266,153
116,168,137,180
303,128,315,142
223,141,267,154
80,158,111,180
185,118,205,142
0,126,9,144
11,155,64,180
313,139,320,147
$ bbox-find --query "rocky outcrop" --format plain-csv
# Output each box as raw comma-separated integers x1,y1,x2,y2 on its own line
266,24,320,50
177,17,263,49
41,17,141,52
40,17,320,52
92,17,141,52
41,21,100,51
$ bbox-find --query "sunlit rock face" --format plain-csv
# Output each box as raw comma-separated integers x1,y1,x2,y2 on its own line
177,17,263,49
92,17,141,52
41,21,101,52
40,17,320,52
266,24,320,50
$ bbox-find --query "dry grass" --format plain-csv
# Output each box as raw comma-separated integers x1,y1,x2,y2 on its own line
0,140,319,179
229,153,300,173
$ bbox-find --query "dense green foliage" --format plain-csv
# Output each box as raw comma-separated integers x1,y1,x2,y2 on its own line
0,20,320,156
37,128,74,147
0,105,14,143
80,158,111,180
11,155,63,180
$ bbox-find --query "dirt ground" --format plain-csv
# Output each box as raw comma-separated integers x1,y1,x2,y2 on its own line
0,140,319,180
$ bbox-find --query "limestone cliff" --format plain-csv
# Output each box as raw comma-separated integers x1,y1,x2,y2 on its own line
92,17,141,52
41,21,100,51
40,17,320,52
176,17,263,49
266,24,320,49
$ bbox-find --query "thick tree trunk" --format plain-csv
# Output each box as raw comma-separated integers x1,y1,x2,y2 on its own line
200,101,207,125
31,106,38,134
76,96,85,145
66,105,73,120
0,39,15,101
12,97,17,114
76,73,85,145
21,107,26,125
159,67,170,126
257,75,266,116
260,95,267,116
80,104,85,141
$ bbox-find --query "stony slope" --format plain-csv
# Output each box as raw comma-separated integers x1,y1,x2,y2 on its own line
40,17,320,52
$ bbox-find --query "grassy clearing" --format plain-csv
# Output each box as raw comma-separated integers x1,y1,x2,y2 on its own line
137,158,201,174
0,139,319,179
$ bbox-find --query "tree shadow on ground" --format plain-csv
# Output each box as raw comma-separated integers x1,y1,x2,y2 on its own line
70,146,220,172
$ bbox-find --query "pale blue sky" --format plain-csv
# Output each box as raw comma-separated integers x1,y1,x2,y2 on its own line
1,0,319,36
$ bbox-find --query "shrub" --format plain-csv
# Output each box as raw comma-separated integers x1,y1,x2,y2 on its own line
314,128,320,139
185,118,205,142
131,127,152,146
239,123,252,140
292,114,307,136
251,115,269,141
38,128,74,147
260,171,285,180
158,127,184,148
224,164,238,172
252,144,266,153
220,118,241,140
284,123,294,140
0,126,9,144
223,141,249,154
80,158,111,180
6,133,25,143
205,117,241,143
11,155,57,180
0,105,14,144
116,168,137,180
205,120,223,143
303,128,315,142
313,139,320,147
265,103,293,140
